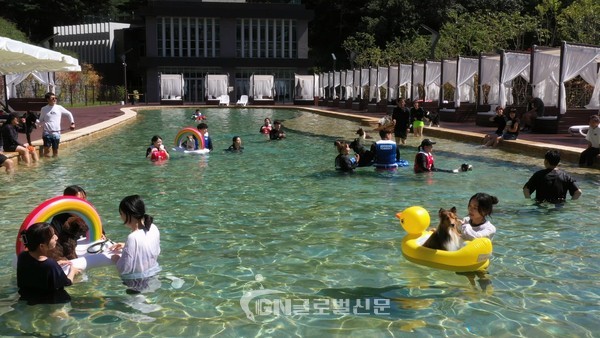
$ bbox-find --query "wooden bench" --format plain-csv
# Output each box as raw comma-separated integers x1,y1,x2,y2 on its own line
437,103,477,122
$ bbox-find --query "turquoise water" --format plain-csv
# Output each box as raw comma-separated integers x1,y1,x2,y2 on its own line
0,107,599,337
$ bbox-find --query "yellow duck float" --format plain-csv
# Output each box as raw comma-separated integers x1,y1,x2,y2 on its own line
396,206,492,272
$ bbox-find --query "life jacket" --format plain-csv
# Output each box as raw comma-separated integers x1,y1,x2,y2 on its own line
150,147,168,161
373,140,398,168
414,151,434,173
260,125,272,134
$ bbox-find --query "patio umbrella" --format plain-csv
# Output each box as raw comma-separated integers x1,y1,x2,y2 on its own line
0,36,81,74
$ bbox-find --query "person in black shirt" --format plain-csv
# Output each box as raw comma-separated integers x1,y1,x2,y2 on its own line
523,150,582,204
17,222,80,305
483,106,507,147
269,120,286,140
392,99,411,145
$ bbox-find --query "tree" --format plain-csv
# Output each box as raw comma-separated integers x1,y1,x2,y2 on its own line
0,18,29,42
557,0,600,45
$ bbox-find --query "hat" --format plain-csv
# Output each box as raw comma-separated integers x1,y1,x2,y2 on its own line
420,139,436,147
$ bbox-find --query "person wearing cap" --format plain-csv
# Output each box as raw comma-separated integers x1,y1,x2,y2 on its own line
414,139,460,173
196,122,214,150
578,114,600,167
269,120,286,140
39,92,75,157
370,129,401,169
0,113,39,164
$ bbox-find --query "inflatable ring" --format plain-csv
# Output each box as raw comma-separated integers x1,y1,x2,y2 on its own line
396,206,492,272
174,127,205,150
16,196,103,255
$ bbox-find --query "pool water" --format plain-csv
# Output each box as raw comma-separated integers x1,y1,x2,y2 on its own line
0,108,598,337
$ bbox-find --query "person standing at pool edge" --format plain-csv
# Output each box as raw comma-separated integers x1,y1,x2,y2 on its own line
39,92,75,157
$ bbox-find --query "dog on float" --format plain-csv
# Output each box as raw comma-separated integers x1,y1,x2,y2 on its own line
422,207,463,251
48,215,89,261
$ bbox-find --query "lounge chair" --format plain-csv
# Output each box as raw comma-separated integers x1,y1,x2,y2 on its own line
568,125,588,137
218,95,230,106
236,95,248,106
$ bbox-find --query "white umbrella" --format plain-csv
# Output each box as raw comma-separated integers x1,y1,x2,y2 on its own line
0,36,81,74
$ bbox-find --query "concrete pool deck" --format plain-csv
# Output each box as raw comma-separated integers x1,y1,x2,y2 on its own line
3,103,596,170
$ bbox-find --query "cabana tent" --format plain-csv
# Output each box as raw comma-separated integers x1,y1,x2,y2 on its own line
249,74,274,102
343,70,353,100
388,65,399,101
559,42,600,113
411,62,424,100
0,37,81,108
205,74,228,100
478,54,501,107
399,64,412,100
294,74,318,103
531,46,560,108
424,61,441,102
159,73,184,104
499,50,530,108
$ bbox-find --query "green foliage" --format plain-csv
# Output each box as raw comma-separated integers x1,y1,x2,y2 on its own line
0,18,29,42
557,0,600,45
385,36,431,63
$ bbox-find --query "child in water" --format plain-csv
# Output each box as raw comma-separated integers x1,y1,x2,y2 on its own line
458,192,499,291
334,140,359,172
183,135,196,150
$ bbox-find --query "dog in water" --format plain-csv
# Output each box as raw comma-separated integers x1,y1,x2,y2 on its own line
49,215,89,261
422,207,463,251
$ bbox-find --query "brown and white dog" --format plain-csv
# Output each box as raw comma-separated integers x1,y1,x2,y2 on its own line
422,207,463,251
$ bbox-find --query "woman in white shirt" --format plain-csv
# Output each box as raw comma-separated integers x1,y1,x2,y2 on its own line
110,195,161,293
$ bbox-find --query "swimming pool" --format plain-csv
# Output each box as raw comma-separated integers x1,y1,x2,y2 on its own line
0,107,598,336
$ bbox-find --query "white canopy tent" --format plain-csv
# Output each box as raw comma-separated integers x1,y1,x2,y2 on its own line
455,57,478,107
499,51,530,108
388,65,399,101
425,60,441,101
0,37,81,105
342,70,353,100
294,74,318,100
479,54,500,106
0,37,80,75
399,64,412,100
205,74,228,99
159,74,184,100
531,46,560,108
249,74,274,99
559,42,600,113
412,62,424,100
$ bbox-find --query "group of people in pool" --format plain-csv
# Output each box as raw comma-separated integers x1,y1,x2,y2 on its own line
335,128,469,174
17,186,161,305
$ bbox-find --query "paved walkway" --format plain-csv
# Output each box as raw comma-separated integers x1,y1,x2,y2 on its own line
4,102,595,169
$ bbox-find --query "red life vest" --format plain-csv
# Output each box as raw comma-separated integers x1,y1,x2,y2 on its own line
414,151,434,173
151,150,168,161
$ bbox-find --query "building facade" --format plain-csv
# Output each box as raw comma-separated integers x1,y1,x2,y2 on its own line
138,0,314,102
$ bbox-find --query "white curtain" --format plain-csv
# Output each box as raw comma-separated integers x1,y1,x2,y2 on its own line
250,75,274,98
369,68,378,101
360,68,369,99
205,74,228,98
5,71,55,99
400,64,412,100
560,43,600,113
499,52,530,108
442,59,457,104
294,74,315,99
344,70,354,99
456,57,478,107
334,71,341,98
160,74,184,99
584,66,600,110
388,66,399,101
480,55,500,105
425,61,441,101
377,66,388,102
353,69,360,99
531,48,560,107
412,62,424,100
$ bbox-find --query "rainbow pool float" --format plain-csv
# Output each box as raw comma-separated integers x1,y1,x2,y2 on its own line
396,206,492,272
16,196,114,271
173,127,210,154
